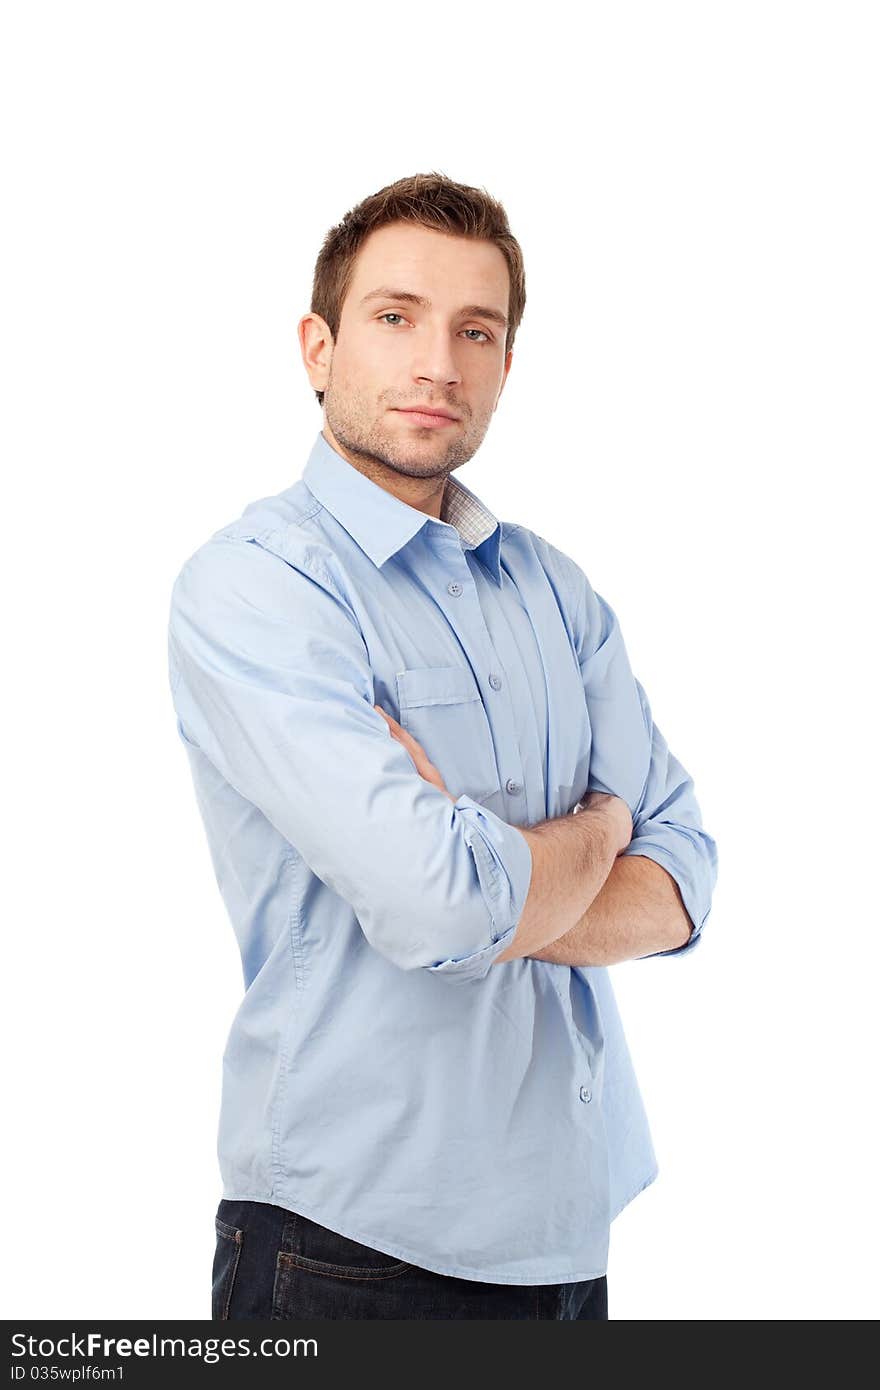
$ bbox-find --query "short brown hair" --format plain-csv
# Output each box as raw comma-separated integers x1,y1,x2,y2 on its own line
309,171,526,406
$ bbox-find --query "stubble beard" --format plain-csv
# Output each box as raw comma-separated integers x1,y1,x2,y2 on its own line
324,374,486,483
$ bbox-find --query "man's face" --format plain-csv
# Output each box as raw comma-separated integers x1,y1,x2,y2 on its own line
304,221,513,483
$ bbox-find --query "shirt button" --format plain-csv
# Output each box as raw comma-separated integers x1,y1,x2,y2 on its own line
446,581,463,597
579,1085,592,1104
488,673,503,690
506,779,522,796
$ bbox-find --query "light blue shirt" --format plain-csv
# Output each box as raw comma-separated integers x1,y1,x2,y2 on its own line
167,429,718,1284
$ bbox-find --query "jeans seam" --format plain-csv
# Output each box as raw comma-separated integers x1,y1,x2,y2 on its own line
217,1230,243,1320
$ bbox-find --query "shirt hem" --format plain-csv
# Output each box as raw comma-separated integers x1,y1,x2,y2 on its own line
609,1164,660,1221
219,1187,610,1285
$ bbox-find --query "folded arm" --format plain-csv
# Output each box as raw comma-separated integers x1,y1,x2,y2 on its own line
377,704,644,969
529,852,692,966
530,566,719,965
168,533,534,983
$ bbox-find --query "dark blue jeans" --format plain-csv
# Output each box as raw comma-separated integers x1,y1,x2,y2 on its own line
212,1198,608,1320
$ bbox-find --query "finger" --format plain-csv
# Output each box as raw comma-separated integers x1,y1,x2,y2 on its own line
375,705,415,746
375,707,406,745
387,721,422,754
374,704,432,763
374,705,450,797
374,704,399,728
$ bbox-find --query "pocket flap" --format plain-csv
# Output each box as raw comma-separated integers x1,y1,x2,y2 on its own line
396,665,480,710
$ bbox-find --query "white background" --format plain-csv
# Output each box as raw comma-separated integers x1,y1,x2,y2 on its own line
3,1,877,1321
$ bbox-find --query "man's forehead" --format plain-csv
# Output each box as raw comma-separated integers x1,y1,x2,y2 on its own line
349,224,509,303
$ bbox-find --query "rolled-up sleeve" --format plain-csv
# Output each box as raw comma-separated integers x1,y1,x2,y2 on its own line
426,793,533,979
167,534,532,980
619,677,718,956
571,567,718,958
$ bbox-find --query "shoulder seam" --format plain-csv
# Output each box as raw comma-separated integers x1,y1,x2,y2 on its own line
211,527,347,605
214,493,324,546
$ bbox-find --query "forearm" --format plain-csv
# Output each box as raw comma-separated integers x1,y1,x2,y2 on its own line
492,808,618,964
528,853,693,966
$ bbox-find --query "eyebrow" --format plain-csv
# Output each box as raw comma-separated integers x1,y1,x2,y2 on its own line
359,286,508,330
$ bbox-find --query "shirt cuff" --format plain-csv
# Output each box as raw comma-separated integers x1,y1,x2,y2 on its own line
423,793,533,979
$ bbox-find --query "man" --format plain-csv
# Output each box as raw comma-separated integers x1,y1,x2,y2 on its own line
167,172,718,1321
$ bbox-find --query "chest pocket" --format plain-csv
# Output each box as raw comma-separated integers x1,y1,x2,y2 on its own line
395,666,502,806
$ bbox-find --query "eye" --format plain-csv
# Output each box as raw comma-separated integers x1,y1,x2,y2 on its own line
377,314,491,342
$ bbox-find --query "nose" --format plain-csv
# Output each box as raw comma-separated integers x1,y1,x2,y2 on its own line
410,326,462,389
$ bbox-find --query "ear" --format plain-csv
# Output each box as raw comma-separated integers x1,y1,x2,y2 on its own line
494,347,513,409
299,312,335,395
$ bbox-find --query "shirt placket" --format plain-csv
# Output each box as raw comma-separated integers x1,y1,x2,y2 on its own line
470,561,548,826
429,530,532,824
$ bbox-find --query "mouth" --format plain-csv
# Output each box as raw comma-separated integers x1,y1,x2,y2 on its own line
392,407,460,428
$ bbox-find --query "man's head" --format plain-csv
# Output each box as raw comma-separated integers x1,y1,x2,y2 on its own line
299,172,526,496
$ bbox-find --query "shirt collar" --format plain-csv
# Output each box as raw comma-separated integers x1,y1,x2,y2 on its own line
301,430,503,584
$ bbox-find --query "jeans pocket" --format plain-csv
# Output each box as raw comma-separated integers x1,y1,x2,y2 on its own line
211,1216,244,1320
271,1215,412,1319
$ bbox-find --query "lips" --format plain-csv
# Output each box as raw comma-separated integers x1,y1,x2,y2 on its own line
394,407,460,422
394,409,459,429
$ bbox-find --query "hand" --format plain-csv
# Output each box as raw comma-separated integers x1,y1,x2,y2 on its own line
374,705,457,803
579,790,633,855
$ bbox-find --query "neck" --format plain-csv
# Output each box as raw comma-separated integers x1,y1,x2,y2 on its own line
321,426,449,520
